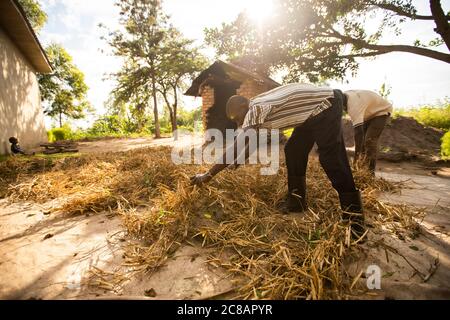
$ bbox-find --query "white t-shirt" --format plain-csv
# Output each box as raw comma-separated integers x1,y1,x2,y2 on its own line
345,90,393,127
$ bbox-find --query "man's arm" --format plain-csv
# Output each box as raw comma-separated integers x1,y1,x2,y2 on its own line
190,128,255,185
353,125,365,163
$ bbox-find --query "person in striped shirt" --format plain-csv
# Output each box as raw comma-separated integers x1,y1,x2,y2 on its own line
191,83,365,239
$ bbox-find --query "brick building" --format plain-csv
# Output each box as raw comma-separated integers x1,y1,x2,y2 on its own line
185,60,280,134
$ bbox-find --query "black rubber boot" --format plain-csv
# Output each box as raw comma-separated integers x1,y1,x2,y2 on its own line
278,176,307,213
339,190,366,241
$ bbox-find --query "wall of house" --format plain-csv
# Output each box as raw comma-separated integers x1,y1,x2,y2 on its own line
201,79,274,130
201,85,215,129
236,79,270,100
0,27,47,155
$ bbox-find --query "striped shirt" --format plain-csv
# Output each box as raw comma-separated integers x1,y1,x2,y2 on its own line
242,83,335,130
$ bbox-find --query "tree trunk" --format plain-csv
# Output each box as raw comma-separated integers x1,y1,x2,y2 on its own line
161,89,178,140
171,112,178,141
151,76,161,139
59,113,62,128
430,0,450,51
136,103,145,132
172,85,178,140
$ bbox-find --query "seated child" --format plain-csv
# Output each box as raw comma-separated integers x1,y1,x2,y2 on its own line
9,137,34,155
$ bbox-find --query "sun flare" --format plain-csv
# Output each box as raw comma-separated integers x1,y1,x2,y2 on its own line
244,0,274,24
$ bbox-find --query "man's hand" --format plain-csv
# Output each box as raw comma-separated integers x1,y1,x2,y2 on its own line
190,172,213,186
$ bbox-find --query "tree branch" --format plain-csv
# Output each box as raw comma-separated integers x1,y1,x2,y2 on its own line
330,29,450,63
340,51,386,59
430,0,450,50
372,2,450,21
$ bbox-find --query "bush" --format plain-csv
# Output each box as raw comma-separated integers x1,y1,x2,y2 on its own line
46,107,204,142
151,107,203,135
396,101,450,130
177,107,202,130
47,124,73,142
442,131,450,159
88,115,128,136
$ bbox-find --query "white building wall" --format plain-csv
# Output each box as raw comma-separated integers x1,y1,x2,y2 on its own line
0,26,47,155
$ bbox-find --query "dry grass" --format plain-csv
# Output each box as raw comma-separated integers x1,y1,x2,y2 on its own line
0,147,423,299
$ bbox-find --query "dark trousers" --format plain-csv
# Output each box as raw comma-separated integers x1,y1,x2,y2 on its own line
284,90,357,194
354,115,389,173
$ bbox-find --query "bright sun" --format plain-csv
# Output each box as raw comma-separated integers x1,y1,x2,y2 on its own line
244,0,274,24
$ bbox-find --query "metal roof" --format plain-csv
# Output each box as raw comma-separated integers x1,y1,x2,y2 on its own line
185,60,280,96
0,0,52,73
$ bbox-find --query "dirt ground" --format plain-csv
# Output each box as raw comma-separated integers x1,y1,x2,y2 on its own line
343,116,445,163
1,138,449,300
348,161,450,299
76,137,174,154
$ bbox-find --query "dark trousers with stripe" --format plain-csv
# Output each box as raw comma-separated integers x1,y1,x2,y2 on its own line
284,89,357,194
354,115,390,173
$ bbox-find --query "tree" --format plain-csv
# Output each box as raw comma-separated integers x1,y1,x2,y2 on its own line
205,0,450,82
38,44,91,127
103,95,150,134
104,0,206,138
205,13,272,75
17,0,48,32
110,61,153,132
157,28,208,138
104,0,171,138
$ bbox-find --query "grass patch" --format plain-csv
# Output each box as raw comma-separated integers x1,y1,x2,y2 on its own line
48,124,155,143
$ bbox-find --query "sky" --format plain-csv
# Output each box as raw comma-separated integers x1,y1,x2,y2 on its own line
37,0,450,128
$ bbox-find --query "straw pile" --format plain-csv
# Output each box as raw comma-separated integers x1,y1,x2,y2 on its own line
0,147,423,299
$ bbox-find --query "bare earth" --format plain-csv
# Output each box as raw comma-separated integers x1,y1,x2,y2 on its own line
1,138,449,300
349,161,450,299
76,137,174,154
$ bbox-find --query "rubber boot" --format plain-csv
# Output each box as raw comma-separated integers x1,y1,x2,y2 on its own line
339,190,366,241
278,176,307,213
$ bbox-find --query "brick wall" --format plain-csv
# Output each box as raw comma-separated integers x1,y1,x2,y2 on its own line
201,80,272,130
201,85,214,129
236,79,269,99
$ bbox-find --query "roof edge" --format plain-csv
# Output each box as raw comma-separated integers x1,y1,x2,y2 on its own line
185,60,280,97
0,0,52,73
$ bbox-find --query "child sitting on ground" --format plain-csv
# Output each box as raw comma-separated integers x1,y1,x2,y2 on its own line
9,137,34,156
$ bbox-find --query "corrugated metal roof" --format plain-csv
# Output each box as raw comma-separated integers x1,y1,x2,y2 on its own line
185,60,280,96
0,0,52,73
